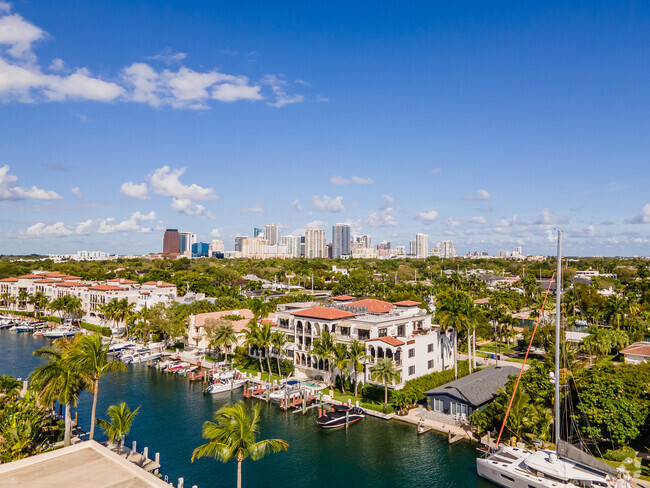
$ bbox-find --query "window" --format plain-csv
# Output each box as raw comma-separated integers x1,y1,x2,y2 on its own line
408,348,415,358
427,360,434,369
378,328,387,337
431,398,444,412
500,475,515,483
357,329,370,340
397,325,405,336
408,365,415,375
427,343,434,353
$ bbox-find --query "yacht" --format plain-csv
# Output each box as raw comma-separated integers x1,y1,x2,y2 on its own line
269,380,302,403
203,378,248,394
42,326,81,338
316,404,365,429
476,231,631,488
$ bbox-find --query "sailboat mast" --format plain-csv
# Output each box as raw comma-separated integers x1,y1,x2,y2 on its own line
554,230,563,447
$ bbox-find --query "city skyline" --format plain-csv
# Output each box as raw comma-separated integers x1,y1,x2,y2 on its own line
1,1,650,257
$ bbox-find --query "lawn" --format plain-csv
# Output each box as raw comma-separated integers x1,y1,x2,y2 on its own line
478,342,517,354
599,457,650,481
331,390,394,414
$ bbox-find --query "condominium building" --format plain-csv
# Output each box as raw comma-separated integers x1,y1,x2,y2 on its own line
351,235,371,252
163,229,180,254
305,229,326,258
272,298,455,388
253,227,263,238
439,240,456,259
264,223,279,246
409,240,417,256
234,236,246,252
281,235,303,258
332,223,351,258
416,233,429,259
178,232,196,258
209,239,224,256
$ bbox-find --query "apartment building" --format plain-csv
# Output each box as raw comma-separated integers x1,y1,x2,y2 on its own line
272,298,455,388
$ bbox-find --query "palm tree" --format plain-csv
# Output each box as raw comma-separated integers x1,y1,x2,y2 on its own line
311,330,336,392
0,375,22,401
96,402,140,454
370,358,401,410
213,320,238,364
64,295,83,322
258,322,274,376
270,331,288,375
30,339,89,446
332,343,350,395
603,296,626,329
67,334,126,440
1,292,10,309
29,292,49,318
17,289,29,310
49,297,66,320
244,321,264,374
191,402,288,488
347,340,367,397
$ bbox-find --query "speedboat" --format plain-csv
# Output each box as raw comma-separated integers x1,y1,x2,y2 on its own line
42,326,81,338
203,378,248,394
269,380,302,402
316,405,365,429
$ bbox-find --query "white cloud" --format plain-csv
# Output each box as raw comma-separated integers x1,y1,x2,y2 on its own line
171,198,215,219
470,216,487,224
148,166,217,201
312,195,345,213
330,175,374,185
464,189,490,200
49,58,64,71
534,208,567,226
316,95,328,102
330,176,350,185
210,228,221,238
0,10,44,61
415,210,439,223
147,48,187,65
306,219,327,230
261,75,303,108
294,79,311,86
382,194,394,203
366,208,398,227
446,217,461,227
290,199,302,212
0,164,63,200
241,205,264,214
0,2,11,14
351,176,373,185
625,203,650,224
119,181,149,199
70,186,83,198
212,83,262,102
18,211,155,238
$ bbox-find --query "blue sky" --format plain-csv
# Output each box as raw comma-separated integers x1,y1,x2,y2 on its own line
1,0,649,256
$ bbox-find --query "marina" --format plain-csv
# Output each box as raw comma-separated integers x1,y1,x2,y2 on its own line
0,328,491,487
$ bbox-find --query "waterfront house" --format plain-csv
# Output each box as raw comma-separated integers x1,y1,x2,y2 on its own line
273,298,455,388
424,366,520,418
187,308,255,351
620,341,650,364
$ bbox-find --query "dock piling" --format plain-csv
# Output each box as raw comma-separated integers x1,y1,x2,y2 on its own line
132,440,137,453
177,477,184,488
143,446,148,459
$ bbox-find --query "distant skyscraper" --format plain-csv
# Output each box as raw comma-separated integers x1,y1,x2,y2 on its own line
409,240,417,256
163,229,180,254
305,228,326,258
332,223,351,258
234,236,245,252
264,223,279,246
210,239,224,256
253,227,263,238
440,240,456,258
416,233,429,259
281,235,302,258
178,231,196,257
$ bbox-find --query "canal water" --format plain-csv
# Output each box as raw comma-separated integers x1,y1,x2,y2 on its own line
0,330,493,487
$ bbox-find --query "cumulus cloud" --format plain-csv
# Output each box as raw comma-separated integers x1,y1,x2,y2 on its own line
17,211,155,238
382,194,394,203
120,181,150,200
329,175,374,185
464,189,490,200
312,195,345,213
70,186,83,198
366,208,398,227
534,208,568,226
148,166,216,201
171,198,215,219
0,164,63,200
290,199,302,212
625,203,650,224
415,210,439,223
306,219,327,230
0,6,301,109
210,228,221,238
470,216,487,224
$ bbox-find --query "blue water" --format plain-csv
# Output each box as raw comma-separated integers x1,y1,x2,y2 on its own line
0,330,492,487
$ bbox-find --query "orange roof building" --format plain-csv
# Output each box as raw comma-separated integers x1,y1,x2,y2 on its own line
346,298,394,314
290,306,357,321
393,300,422,307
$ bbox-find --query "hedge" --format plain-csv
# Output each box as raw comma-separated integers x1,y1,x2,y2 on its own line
79,322,112,337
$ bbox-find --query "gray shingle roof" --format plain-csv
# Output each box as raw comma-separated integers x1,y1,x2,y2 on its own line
424,366,520,407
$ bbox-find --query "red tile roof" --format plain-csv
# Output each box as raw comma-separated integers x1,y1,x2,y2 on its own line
142,281,176,287
55,282,88,287
88,285,124,291
34,278,63,284
59,275,82,280
331,295,356,301
18,274,46,279
0,277,19,282
108,279,138,284
291,306,357,320
365,336,405,347
620,343,650,357
393,300,421,307
347,298,393,314
194,309,255,333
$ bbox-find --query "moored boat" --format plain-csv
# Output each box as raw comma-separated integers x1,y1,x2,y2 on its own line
316,405,365,429
203,378,248,394
42,326,81,338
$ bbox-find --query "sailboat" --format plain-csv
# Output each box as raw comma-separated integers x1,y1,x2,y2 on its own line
476,230,632,488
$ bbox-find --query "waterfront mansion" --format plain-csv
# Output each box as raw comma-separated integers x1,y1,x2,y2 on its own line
0,272,177,330
272,297,456,388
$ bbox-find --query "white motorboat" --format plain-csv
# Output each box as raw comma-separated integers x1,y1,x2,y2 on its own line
203,378,248,394
269,380,302,403
476,231,631,488
42,326,81,338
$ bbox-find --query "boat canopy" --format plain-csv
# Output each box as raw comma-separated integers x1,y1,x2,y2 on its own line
557,440,619,477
